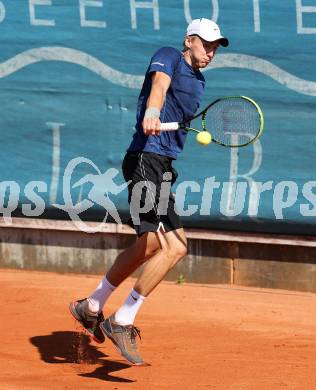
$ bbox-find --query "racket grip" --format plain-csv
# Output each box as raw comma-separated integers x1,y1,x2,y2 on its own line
160,122,179,131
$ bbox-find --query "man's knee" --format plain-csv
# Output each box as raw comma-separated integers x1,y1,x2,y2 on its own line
162,229,187,262
168,240,187,263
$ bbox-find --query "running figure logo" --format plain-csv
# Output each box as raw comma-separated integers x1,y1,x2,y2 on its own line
54,157,130,233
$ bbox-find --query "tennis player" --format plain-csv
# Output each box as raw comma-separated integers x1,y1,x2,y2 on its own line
69,18,228,366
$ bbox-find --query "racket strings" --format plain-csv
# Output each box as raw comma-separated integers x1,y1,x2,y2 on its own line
203,98,261,146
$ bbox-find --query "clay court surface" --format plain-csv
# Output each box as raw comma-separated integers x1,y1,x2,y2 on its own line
1,269,316,390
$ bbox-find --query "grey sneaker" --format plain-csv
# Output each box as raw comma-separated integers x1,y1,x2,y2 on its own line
100,314,148,366
69,299,105,344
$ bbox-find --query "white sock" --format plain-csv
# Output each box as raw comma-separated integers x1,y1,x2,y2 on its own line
87,275,116,313
114,289,146,326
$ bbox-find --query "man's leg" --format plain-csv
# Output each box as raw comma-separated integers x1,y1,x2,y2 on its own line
101,228,187,365
106,230,161,287
134,228,187,296
69,231,161,342
113,227,186,325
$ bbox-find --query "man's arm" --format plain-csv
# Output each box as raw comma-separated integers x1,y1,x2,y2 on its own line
142,71,171,136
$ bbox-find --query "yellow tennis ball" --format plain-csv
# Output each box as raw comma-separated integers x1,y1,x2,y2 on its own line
196,131,212,145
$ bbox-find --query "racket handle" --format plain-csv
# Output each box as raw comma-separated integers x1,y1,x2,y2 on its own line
160,122,179,131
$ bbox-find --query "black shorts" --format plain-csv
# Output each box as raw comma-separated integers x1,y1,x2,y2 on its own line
122,151,182,236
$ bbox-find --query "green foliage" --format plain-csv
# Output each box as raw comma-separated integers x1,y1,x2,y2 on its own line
176,274,186,284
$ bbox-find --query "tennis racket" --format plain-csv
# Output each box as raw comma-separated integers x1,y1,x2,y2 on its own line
160,96,264,147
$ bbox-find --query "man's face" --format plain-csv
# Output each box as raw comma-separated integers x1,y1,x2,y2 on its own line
186,36,220,69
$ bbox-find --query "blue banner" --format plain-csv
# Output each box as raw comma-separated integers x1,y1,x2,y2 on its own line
0,1,316,234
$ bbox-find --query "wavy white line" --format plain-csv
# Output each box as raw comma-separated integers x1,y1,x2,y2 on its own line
0,46,315,96
0,46,144,89
209,53,316,96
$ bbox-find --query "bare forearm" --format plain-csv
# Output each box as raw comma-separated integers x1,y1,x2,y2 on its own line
142,71,171,135
146,87,166,111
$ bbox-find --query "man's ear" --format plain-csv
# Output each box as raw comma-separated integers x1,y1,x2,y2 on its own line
184,36,192,49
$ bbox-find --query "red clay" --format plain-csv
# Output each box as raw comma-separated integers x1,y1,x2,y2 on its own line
1,269,316,389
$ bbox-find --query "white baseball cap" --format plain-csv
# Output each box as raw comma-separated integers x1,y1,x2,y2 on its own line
186,18,229,47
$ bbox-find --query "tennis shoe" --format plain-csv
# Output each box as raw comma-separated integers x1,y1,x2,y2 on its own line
69,298,105,344
100,314,148,366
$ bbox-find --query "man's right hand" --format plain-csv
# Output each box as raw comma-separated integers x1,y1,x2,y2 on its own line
142,117,161,136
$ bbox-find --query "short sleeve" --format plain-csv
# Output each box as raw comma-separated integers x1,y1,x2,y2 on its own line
148,47,182,78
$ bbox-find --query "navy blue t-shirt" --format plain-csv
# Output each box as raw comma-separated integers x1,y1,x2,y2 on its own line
127,47,205,159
